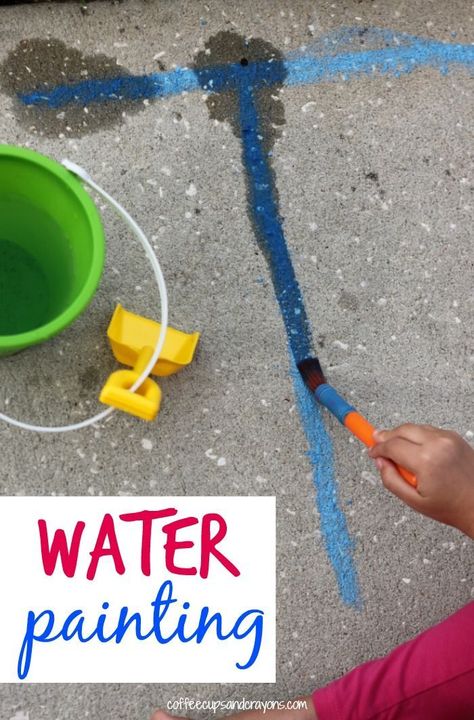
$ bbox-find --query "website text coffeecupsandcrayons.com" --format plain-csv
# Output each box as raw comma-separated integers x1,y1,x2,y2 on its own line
167,698,309,714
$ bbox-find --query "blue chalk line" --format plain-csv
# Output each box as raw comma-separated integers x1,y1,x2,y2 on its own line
19,30,474,108
291,357,360,608
238,81,361,607
238,82,312,362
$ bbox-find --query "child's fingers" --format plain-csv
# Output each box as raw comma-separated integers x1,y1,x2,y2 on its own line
374,423,434,444
376,458,422,505
369,437,419,472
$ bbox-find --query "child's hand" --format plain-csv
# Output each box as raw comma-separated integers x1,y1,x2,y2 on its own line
368,424,474,538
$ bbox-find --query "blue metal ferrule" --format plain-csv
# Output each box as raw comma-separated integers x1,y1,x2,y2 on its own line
314,383,355,424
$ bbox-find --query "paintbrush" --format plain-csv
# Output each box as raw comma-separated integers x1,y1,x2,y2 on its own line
297,357,417,487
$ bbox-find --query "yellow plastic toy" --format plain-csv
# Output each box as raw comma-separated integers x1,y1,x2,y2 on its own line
100,370,162,421
100,305,200,421
107,304,200,376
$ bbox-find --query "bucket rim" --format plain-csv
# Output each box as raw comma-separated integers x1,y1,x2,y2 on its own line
0,145,105,351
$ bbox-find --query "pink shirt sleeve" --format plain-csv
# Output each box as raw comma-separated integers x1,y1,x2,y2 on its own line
312,601,474,720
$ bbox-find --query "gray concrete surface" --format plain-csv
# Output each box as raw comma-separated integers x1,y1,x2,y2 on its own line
0,1,473,718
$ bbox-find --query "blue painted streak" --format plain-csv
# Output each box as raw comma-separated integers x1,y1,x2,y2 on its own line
291,358,361,607
284,39,474,84
238,82,311,363
19,33,474,109
239,83,361,607
18,68,200,108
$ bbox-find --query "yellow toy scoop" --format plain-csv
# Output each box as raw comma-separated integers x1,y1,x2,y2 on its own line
100,304,200,421
107,304,200,376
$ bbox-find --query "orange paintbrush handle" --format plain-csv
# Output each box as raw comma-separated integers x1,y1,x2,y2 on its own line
344,411,417,488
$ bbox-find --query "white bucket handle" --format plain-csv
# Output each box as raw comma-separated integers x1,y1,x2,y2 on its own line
0,160,168,433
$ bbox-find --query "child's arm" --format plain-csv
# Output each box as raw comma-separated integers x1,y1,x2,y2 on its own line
369,424,474,538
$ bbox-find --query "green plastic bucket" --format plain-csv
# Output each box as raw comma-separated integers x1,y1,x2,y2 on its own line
0,146,105,355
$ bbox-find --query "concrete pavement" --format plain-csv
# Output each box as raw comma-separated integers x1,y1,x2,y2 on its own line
0,1,473,717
